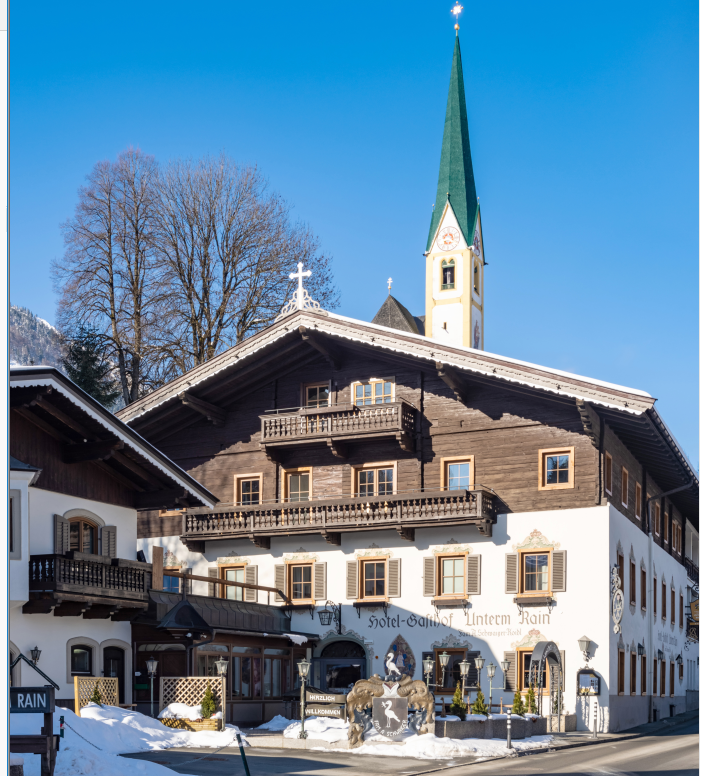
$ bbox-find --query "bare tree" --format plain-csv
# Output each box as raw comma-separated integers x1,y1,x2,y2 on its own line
154,154,337,374
53,148,164,404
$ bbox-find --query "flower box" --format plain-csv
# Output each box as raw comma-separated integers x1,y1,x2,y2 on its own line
160,717,223,732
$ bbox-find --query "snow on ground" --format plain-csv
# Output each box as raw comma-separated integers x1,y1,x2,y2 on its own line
158,703,222,721
256,715,552,759
11,703,245,776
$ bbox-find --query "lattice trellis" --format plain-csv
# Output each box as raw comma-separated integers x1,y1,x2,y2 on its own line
74,677,119,717
159,676,226,714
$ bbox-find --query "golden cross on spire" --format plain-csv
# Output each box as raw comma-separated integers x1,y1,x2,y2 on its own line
387,277,393,292
451,2,463,32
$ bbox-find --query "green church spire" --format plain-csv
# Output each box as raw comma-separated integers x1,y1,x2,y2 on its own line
426,34,479,251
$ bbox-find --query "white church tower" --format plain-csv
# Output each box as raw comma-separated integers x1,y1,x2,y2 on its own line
425,20,485,350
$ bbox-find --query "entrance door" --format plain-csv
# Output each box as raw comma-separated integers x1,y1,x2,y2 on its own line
103,647,125,704
316,641,366,692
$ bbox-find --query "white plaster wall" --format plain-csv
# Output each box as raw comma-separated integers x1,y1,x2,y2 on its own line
28,488,138,559
10,472,33,608
140,505,614,726
431,303,464,345
608,505,695,731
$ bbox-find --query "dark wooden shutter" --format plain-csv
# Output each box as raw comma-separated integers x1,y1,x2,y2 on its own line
182,568,192,594
466,554,481,595
54,514,70,554
423,556,436,597
274,564,286,602
388,559,401,598
208,567,219,597
102,526,117,558
552,551,567,592
244,564,258,602
504,651,517,691
314,562,327,602
346,560,359,599
505,554,518,594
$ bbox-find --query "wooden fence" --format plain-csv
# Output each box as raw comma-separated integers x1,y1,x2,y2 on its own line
159,676,226,716
74,677,119,717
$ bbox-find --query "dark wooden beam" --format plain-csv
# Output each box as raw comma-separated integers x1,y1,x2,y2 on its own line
54,601,92,617
111,450,169,489
92,460,144,492
10,386,53,408
326,439,348,459
320,530,342,546
135,488,189,510
34,397,98,440
13,407,73,443
299,326,341,369
249,534,271,549
576,400,600,448
63,440,124,464
179,392,227,425
83,604,121,619
435,361,471,404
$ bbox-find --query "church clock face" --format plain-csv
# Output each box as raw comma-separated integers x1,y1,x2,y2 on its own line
437,226,460,251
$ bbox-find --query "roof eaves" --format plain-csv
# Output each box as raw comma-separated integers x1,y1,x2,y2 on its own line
10,368,217,507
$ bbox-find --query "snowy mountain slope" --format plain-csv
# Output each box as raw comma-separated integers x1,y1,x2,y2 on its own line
10,304,65,369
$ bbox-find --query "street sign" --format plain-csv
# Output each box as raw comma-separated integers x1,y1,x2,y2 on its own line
10,686,55,714
306,691,346,703
305,703,347,720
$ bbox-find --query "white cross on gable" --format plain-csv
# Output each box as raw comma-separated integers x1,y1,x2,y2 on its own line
290,262,312,309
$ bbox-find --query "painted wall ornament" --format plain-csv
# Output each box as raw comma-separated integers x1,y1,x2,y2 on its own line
346,674,434,747
384,634,416,680
611,564,624,635
512,529,560,552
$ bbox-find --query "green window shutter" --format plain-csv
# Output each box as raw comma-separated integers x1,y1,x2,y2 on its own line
466,554,481,595
274,564,286,602
552,551,567,592
504,651,517,691
423,556,436,597
505,554,519,594
314,562,327,602
208,567,218,597
388,559,401,598
346,561,359,600
244,564,258,602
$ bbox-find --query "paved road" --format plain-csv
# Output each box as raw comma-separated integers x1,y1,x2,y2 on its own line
124,717,698,776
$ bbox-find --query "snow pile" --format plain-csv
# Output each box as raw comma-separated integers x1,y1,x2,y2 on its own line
353,733,553,759
10,704,246,776
257,714,295,731
285,633,309,645
158,703,222,721
283,716,349,743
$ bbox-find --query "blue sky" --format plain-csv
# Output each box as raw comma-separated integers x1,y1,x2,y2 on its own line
11,1,699,464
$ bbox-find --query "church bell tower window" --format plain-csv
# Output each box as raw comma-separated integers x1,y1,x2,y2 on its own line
441,259,455,290
473,262,479,292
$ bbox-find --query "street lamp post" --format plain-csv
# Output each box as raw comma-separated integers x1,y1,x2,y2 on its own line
423,655,435,689
297,659,311,739
146,658,158,718
458,658,471,704
214,658,229,725
487,662,496,708
474,655,485,691
30,646,42,665
578,636,592,664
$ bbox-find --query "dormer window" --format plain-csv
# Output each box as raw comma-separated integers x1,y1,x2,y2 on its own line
441,259,455,290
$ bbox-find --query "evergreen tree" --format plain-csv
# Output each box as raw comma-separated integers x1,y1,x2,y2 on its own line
449,684,467,721
61,326,121,408
526,683,537,715
200,681,217,719
471,689,489,716
511,691,525,716
89,681,102,706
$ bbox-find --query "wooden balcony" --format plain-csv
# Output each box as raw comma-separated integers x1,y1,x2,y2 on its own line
260,400,416,460
685,558,699,585
24,552,152,619
183,487,498,549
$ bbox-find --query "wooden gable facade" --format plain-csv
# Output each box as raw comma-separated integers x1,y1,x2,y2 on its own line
120,310,698,556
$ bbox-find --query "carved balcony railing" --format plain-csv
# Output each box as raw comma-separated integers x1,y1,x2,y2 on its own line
25,552,152,617
183,487,498,550
260,400,416,459
685,558,699,585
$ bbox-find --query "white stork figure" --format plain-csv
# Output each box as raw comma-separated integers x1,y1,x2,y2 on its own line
382,700,401,725
385,652,402,678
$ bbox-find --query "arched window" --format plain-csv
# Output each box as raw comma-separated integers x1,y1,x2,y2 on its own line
71,644,93,676
320,641,366,658
441,259,455,290
473,262,479,292
69,518,97,554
